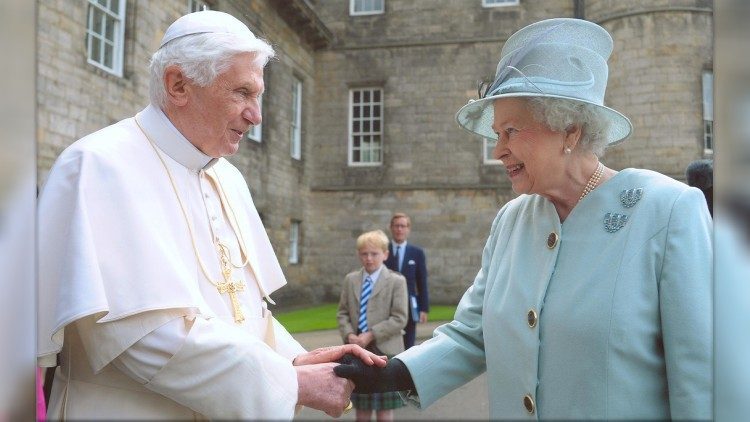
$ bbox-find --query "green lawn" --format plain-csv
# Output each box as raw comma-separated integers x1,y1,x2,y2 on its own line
275,303,457,333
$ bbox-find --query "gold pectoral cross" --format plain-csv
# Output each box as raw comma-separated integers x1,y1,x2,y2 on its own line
216,243,246,323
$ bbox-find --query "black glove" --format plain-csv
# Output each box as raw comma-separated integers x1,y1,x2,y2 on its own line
334,354,415,393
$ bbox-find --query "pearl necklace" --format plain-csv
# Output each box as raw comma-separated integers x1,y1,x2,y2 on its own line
579,162,604,203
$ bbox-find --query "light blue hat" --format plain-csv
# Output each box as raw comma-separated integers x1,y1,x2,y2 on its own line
455,18,632,145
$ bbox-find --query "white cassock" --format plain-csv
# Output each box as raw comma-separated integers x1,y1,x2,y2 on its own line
37,104,306,420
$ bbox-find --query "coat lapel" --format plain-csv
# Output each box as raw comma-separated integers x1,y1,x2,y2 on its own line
371,269,388,299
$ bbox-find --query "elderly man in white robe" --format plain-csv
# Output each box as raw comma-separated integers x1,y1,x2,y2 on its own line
37,11,383,420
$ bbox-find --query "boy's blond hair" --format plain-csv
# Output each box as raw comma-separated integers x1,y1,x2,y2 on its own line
356,229,389,252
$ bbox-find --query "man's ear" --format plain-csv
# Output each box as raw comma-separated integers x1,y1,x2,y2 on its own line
164,65,190,107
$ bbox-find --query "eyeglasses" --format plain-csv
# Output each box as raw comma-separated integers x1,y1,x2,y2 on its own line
391,224,409,229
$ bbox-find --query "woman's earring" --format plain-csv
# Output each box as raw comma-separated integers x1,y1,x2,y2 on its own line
564,146,572,154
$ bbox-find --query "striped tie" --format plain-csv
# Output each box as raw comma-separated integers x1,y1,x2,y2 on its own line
358,276,373,333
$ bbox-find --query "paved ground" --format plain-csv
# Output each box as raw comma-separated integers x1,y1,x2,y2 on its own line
292,321,489,421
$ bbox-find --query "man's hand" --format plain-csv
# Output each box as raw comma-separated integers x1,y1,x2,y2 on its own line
419,311,428,323
295,363,353,417
293,344,386,367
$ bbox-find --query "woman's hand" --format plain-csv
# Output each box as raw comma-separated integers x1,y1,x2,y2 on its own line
334,356,415,394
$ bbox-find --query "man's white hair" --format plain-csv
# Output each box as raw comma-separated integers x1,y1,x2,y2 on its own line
149,32,275,108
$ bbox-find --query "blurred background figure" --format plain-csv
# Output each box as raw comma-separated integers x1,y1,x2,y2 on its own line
686,159,713,216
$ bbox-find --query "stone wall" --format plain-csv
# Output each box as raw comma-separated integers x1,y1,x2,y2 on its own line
36,0,713,308
586,0,714,177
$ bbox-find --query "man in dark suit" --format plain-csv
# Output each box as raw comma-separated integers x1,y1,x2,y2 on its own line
385,212,429,349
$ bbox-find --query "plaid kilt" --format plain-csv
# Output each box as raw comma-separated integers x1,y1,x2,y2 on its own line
351,391,405,410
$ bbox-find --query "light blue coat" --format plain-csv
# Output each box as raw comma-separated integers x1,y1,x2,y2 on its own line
397,169,712,420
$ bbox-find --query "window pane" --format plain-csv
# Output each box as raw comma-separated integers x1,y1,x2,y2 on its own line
353,91,360,103
363,106,370,118
103,43,114,68
373,120,380,132
373,105,380,117
353,135,361,147
363,90,370,102
91,37,101,62
105,16,115,41
373,90,380,102
353,149,360,161
363,120,370,132
92,8,103,34
111,0,119,11
353,120,360,132
353,106,360,118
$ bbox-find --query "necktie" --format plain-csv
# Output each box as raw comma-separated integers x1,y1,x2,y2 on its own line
395,246,401,271
358,276,373,333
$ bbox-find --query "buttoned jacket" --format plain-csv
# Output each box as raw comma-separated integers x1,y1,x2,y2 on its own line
397,169,712,420
386,243,429,317
337,267,409,356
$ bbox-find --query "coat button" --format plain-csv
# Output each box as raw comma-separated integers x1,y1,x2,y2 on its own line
523,394,535,414
547,232,558,249
527,309,538,328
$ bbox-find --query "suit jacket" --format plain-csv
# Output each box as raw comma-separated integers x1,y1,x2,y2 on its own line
337,267,409,356
397,169,712,420
386,243,429,318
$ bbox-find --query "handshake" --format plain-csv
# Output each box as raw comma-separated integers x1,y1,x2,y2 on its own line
293,345,413,417
334,353,413,393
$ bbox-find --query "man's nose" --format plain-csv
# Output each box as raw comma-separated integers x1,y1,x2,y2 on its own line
243,103,262,126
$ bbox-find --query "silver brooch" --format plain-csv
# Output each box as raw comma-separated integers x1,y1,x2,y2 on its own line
620,188,643,208
604,213,628,233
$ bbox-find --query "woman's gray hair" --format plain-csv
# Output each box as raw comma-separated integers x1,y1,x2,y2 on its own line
527,97,611,157
149,32,275,108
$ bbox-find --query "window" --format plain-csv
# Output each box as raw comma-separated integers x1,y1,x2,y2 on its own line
349,88,383,165
86,0,126,76
188,0,211,12
483,138,501,164
702,70,713,153
351,0,384,15
289,220,301,264
290,78,302,159
246,93,263,142
482,0,519,7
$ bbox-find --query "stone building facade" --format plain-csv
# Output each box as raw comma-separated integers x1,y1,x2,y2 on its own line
37,0,713,308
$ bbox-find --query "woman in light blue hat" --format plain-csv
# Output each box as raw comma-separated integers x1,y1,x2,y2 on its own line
336,18,712,420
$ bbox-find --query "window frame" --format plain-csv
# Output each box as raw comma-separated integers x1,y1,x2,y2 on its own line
187,0,211,12
482,0,519,8
483,137,501,165
350,0,385,16
348,87,384,167
246,93,263,143
290,77,302,160
289,220,301,264
86,0,127,77
702,70,713,154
